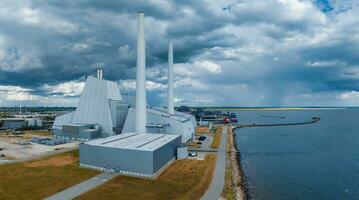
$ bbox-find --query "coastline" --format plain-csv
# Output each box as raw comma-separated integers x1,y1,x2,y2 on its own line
227,126,249,200
205,107,347,111
229,117,321,200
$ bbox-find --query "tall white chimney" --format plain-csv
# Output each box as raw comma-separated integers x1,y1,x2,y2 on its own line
167,40,174,115
135,12,147,134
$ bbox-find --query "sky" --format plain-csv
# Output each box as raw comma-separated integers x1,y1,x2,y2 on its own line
0,0,359,107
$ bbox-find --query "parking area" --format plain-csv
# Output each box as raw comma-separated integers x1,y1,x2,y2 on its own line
0,136,80,164
195,134,213,149
187,152,206,160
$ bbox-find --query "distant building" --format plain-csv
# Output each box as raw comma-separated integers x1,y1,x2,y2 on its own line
1,118,43,130
3,119,27,130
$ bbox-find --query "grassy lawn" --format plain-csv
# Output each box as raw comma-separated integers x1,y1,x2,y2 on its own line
77,154,217,200
0,150,99,200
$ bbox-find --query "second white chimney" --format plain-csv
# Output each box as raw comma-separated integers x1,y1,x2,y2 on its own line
167,40,174,115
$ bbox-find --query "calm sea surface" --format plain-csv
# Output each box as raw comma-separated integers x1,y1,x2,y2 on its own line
233,108,359,200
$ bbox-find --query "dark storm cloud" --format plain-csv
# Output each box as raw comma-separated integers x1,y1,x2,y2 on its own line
1,0,359,106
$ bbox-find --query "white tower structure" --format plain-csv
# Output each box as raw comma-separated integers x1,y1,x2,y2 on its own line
97,69,103,79
135,12,147,134
167,40,174,115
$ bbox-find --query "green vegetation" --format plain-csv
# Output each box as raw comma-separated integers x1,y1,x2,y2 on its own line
0,150,99,200
77,154,218,200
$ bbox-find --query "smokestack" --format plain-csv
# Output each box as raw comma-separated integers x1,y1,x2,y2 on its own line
167,40,174,115
97,69,103,79
135,12,147,134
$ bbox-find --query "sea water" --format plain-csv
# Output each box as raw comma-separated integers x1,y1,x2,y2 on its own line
233,108,359,200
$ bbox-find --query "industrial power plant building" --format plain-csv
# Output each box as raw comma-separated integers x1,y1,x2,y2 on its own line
122,107,195,143
52,12,193,178
80,133,181,178
52,75,129,139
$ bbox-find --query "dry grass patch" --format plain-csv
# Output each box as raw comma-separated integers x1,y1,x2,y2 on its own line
195,126,210,134
211,133,222,149
211,125,223,149
23,130,51,138
77,154,217,200
4,155,16,160
0,150,99,200
24,156,76,167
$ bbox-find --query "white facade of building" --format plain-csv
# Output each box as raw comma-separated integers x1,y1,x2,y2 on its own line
52,76,127,138
122,107,195,143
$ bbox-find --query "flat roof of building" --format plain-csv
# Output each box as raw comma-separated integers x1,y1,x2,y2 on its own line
84,133,180,151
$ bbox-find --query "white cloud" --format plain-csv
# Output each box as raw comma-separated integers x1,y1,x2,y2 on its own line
0,85,35,101
119,79,136,91
306,60,346,67
42,81,85,97
174,97,184,103
119,79,166,91
0,1,79,34
338,91,359,101
0,48,43,72
146,80,166,90
0,84,82,107
194,60,222,74
71,43,91,53
174,60,221,77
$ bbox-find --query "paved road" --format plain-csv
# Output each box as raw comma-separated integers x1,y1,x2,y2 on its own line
0,147,79,165
44,172,118,200
201,126,227,200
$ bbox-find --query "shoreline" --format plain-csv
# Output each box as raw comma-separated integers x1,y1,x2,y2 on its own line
230,117,321,199
232,130,250,200
228,126,249,200
206,107,347,111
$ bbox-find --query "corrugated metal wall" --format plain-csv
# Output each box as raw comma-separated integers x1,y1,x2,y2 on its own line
80,136,181,176
80,144,153,175
152,136,181,173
